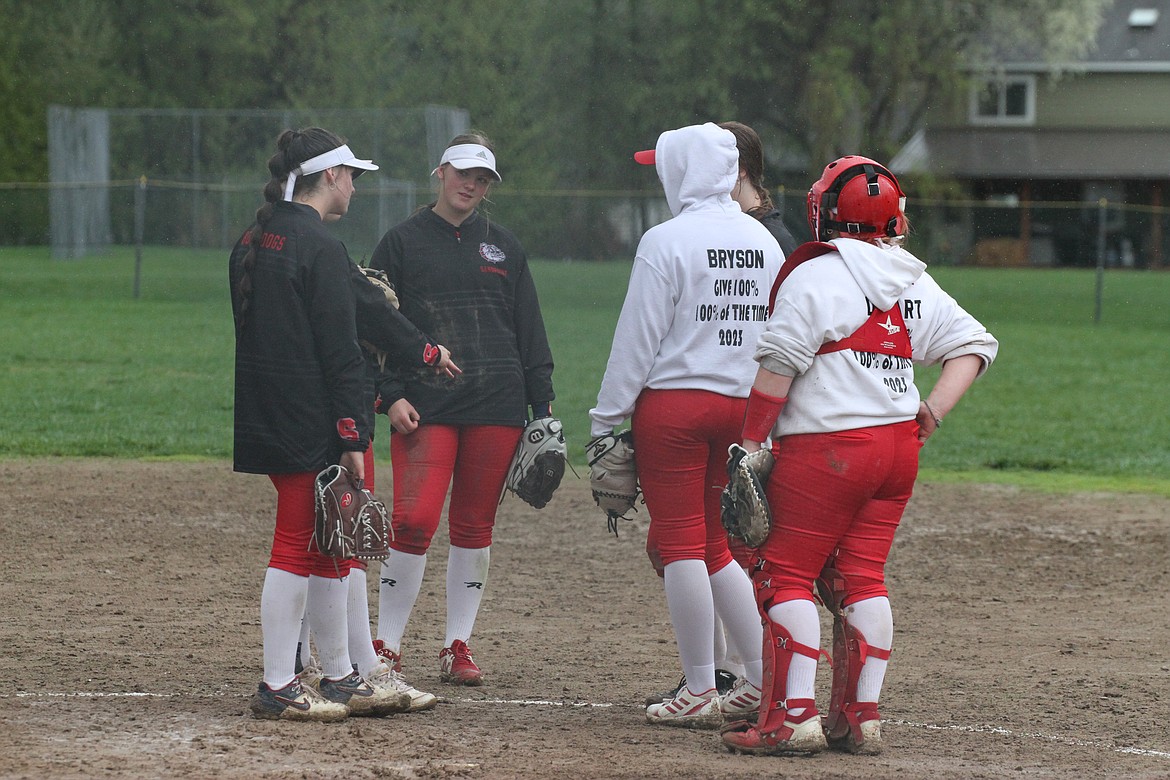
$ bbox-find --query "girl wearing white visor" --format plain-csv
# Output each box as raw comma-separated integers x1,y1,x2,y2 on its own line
369,131,556,688
231,127,457,721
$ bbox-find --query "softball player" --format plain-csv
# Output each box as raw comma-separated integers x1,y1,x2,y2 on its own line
590,122,782,728
231,127,455,721
369,132,555,686
644,120,798,706
721,156,998,756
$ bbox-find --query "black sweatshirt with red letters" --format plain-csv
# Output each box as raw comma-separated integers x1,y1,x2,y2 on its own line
230,201,439,474
369,207,554,427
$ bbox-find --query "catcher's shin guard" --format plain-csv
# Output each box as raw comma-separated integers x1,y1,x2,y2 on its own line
816,564,890,754
722,616,824,755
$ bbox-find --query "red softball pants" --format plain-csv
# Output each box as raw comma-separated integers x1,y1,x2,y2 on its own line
388,424,522,555
756,420,921,609
267,444,381,578
268,470,352,579
635,388,745,573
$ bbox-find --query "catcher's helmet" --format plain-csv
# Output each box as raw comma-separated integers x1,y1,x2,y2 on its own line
807,156,906,241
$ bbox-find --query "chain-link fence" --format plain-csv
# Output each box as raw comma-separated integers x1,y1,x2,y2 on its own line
38,105,470,258
3,177,1168,269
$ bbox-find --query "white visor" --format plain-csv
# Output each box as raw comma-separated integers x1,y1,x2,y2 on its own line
431,143,501,182
283,144,379,201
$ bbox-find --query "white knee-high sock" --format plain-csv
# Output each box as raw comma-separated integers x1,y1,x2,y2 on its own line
376,550,427,654
346,568,380,677
709,561,763,687
297,607,311,668
844,596,893,703
662,559,716,694
712,611,730,670
307,574,351,680
768,599,821,714
260,567,309,690
445,545,490,646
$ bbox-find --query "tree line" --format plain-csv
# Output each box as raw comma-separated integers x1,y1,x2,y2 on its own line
0,0,1108,245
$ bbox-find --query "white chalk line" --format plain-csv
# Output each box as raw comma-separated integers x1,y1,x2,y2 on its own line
885,719,1170,759
7,692,1168,760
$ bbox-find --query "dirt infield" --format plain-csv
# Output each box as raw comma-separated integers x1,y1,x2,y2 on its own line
1,459,1168,779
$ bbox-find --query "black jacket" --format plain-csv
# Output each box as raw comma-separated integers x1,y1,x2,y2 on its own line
759,209,799,257
230,201,438,474
370,207,554,427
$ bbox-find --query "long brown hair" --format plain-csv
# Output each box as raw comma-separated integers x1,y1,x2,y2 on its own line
234,127,345,329
719,121,774,217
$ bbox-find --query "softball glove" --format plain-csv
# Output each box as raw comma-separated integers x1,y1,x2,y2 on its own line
720,443,774,548
587,430,640,536
505,417,568,509
313,464,393,561
358,267,399,371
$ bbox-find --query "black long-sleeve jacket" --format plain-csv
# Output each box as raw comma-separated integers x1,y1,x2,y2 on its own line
230,201,439,474
370,207,554,427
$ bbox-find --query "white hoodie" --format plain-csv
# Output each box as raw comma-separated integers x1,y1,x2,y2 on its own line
589,123,784,437
757,238,999,435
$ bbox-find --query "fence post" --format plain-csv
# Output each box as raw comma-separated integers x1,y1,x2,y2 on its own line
1094,198,1108,324
134,176,146,299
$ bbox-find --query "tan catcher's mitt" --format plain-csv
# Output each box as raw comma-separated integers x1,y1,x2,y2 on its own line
313,464,393,561
587,430,640,536
720,443,774,548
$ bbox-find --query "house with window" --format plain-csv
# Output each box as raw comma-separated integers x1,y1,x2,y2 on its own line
891,2,1170,268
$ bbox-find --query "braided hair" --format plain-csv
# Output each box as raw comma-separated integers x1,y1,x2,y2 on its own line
718,121,775,217
233,127,346,329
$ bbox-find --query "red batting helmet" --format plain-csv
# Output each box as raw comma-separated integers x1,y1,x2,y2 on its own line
807,156,906,242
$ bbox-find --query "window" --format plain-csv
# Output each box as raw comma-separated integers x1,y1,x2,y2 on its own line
969,75,1035,125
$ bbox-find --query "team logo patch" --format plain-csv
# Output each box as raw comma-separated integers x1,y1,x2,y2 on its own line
337,417,359,441
422,343,440,365
274,693,311,711
479,243,506,263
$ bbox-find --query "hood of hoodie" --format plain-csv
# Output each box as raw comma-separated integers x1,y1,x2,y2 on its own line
830,238,927,311
653,123,738,217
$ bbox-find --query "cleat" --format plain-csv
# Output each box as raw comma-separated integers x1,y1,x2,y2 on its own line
644,675,686,707
719,677,762,722
644,668,737,707
310,670,411,717
645,687,721,729
439,640,483,686
249,678,348,722
372,639,403,673
715,668,739,696
721,708,827,755
827,707,883,755
366,660,438,712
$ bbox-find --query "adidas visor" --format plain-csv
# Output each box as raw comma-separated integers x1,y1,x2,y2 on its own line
433,143,501,182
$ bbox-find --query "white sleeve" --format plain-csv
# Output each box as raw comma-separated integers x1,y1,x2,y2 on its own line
588,257,677,436
911,274,999,375
754,261,859,378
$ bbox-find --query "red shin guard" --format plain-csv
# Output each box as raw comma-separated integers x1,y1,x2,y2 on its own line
755,616,822,742
816,565,891,745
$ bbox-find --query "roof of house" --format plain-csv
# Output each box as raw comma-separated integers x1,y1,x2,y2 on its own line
892,127,1170,178
892,2,1170,179
975,2,1170,70
1079,2,1170,68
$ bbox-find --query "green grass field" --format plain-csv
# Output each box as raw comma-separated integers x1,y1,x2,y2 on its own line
2,246,1168,495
